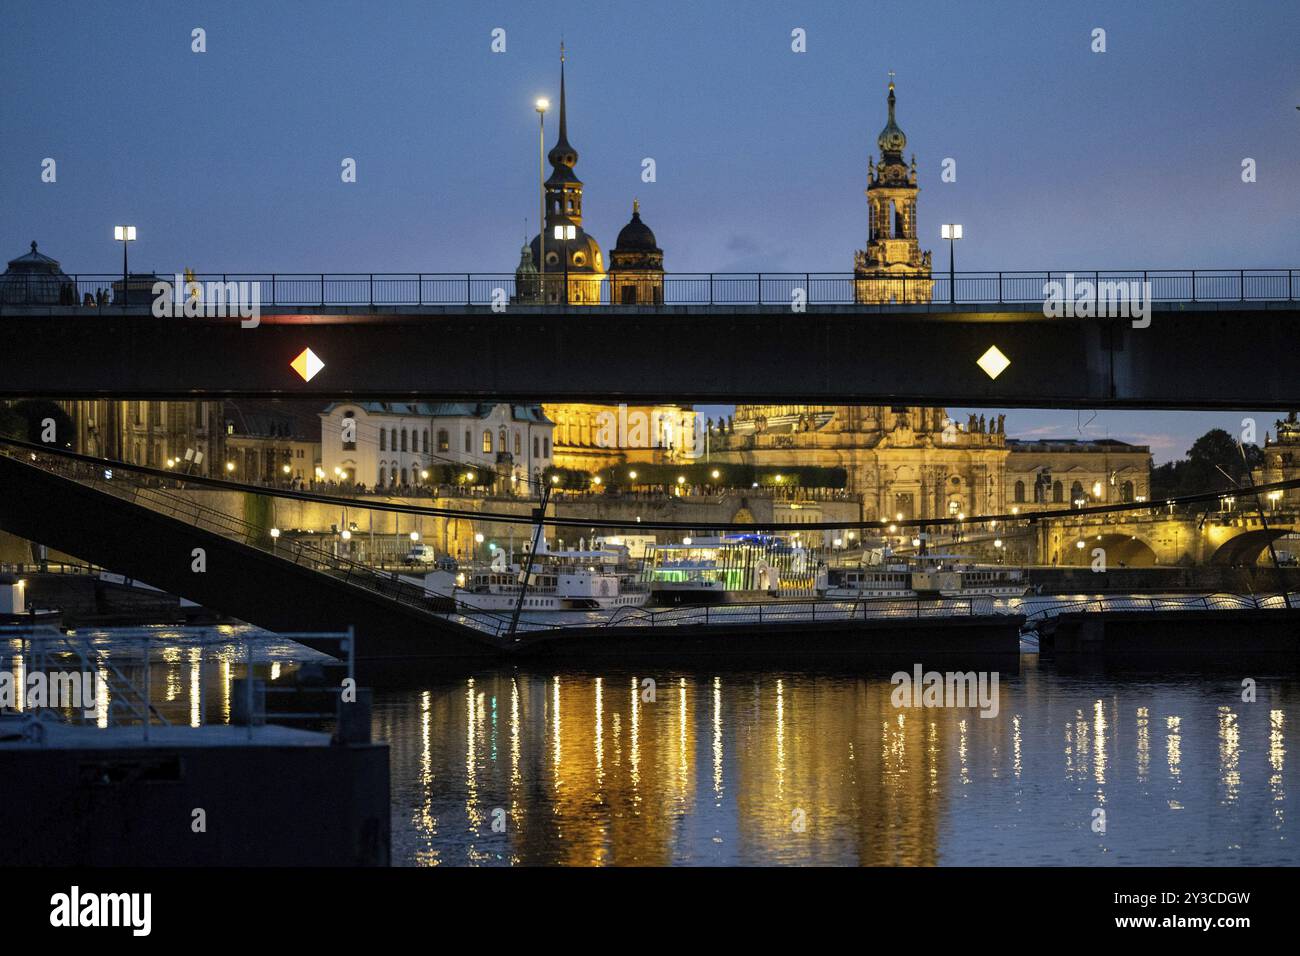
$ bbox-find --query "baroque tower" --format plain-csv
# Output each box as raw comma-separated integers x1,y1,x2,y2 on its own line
528,44,605,305
854,78,933,304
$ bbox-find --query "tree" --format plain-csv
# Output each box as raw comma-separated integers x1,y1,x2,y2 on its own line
1152,428,1264,499
8,400,75,447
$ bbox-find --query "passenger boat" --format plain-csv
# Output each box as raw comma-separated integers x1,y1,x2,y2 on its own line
826,551,1030,600
641,534,828,605
451,540,649,612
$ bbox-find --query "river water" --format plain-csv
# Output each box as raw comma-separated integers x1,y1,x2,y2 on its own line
5,617,1298,866
377,660,1298,866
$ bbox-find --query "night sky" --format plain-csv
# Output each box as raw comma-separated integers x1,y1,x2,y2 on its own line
3,0,1297,461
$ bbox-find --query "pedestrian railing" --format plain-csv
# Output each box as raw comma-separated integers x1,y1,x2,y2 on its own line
6,450,450,621
450,593,995,638
3,269,1296,310
1022,592,1294,623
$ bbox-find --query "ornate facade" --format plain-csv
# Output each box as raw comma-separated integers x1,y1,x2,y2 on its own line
609,200,664,305
724,79,1150,518
517,47,686,471
526,45,605,306
1255,412,1300,509
59,399,226,477
723,406,1010,521
542,402,698,472
1004,439,1151,512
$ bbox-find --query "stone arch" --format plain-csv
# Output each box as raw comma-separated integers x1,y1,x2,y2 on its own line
1207,529,1297,567
1092,533,1158,567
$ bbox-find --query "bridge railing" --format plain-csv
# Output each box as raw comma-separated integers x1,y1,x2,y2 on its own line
3,268,1295,310
1022,592,1293,623
450,594,994,637
8,450,449,621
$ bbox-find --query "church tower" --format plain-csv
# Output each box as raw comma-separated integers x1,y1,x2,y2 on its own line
609,199,665,305
529,45,605,305
854,78,933,304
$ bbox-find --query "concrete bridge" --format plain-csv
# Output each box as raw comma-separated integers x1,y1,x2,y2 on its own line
2,299,1298,408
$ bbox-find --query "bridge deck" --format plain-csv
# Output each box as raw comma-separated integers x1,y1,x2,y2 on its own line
2,303,1296,406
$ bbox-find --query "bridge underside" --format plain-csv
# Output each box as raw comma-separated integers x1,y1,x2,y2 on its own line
1,305,1298,407
1208,529,1296,567
1094,533,1159,567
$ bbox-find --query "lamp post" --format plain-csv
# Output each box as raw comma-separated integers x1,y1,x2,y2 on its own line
535,97,549,303
554,222,574,305
114,225,137,311
940,223,962,305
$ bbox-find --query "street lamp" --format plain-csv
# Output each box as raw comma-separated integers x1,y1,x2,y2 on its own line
553,221,576,304
114,225,137,310
535,97,549,302
940,223,962,304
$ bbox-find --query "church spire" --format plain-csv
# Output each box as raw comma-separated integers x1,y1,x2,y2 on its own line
548,42,578,175
877,73,907,160
558,42,568,144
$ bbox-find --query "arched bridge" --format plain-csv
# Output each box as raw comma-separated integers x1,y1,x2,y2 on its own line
1037,510,1300,567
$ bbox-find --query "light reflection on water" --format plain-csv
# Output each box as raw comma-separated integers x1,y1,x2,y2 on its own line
377,659,1300,866
5,627,1297,866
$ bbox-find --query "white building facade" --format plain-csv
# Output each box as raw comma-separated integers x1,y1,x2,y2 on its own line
319,402,555,492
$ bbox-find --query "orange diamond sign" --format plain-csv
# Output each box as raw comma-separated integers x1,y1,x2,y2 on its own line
290,348,324,382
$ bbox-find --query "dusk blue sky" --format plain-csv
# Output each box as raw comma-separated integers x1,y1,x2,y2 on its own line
3,0,1297,462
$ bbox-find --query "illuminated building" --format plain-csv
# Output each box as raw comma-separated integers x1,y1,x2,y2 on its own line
319,402,554,492
854,79,933,305
1255,411,1300,510
608,200,664,305
725,82,1148,519
527,45,604,307
515,47,689,470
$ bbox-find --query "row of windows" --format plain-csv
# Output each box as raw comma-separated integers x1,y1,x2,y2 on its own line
1013,479,1136,503
379,427,429,454
341,414,550,461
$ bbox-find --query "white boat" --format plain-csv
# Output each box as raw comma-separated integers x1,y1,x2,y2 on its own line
824,564,916,600
452,540,648,612
827,551,1030,601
